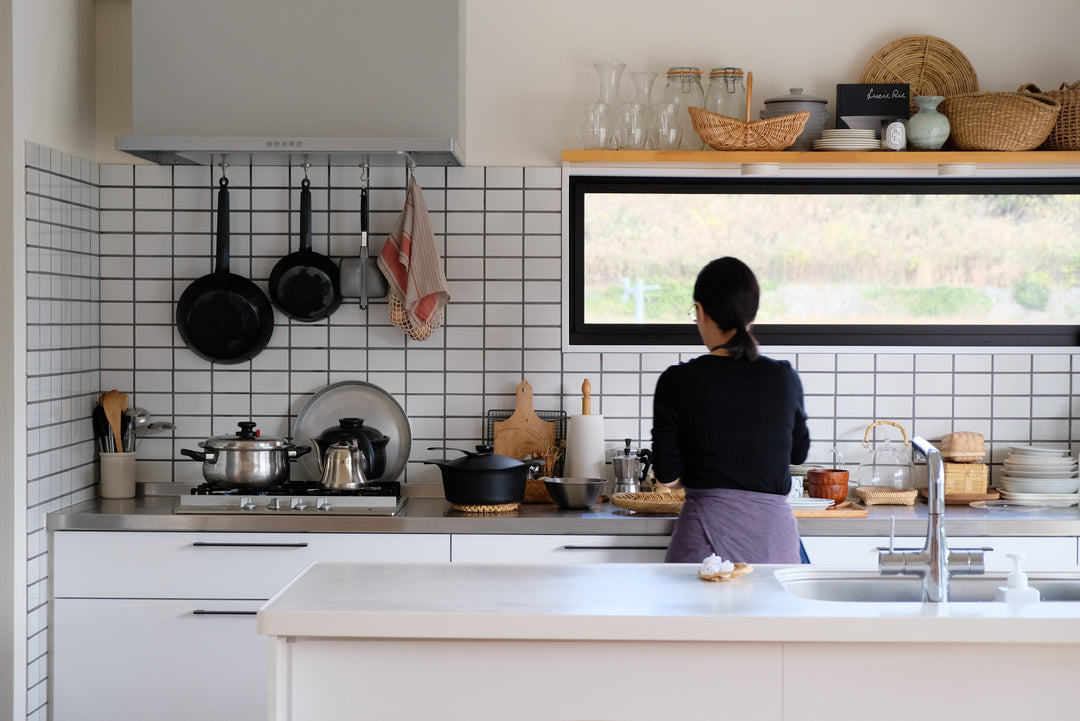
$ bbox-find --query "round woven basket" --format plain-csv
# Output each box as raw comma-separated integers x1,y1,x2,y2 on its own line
1019,81,1080,150
938,92,1060,151
859,34,979,115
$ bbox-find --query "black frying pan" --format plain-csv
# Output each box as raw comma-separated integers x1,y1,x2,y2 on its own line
268,178,342,322
176,177,275,364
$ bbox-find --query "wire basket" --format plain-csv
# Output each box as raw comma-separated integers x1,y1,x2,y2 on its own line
1019,81,1080,150
483,409,567,476
938,91,1061,151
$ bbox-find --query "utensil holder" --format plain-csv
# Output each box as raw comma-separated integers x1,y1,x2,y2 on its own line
99,451,136,499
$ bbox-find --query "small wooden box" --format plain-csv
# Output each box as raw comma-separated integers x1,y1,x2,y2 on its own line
944,462,988,494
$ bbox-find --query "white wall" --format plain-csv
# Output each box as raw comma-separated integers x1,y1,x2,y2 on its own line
461,0,1080,165
8,2,97,717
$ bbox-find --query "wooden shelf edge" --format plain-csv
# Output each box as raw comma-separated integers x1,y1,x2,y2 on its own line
561,149,1080,165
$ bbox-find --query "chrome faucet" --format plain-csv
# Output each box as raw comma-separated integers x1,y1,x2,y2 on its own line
878,436,986,602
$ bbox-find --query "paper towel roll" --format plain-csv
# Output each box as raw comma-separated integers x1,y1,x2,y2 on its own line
566,414,606,479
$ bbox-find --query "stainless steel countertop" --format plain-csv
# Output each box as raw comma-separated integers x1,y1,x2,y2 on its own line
45,491,1080,537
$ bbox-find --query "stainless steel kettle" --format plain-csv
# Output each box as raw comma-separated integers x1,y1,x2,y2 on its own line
311,438,369,490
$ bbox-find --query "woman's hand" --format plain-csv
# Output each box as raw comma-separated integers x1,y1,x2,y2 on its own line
660,478,684,491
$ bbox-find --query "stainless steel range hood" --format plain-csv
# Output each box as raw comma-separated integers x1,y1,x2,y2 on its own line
115,136,463,167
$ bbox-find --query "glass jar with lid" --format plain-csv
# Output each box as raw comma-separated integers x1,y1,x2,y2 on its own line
705,67,747,121
662,66,705,150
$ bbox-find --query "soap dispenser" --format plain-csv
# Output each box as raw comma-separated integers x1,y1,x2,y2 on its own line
995,553,1041,604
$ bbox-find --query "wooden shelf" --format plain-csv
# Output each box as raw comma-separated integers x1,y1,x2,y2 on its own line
562,149,1080,166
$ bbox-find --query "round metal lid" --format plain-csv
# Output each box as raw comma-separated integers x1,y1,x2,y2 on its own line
202,422,292,450
763,87,828,105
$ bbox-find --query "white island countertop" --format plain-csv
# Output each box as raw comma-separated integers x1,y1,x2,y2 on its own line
258,561,1080,644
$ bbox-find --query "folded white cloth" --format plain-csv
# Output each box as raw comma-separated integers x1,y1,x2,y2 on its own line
701,553,735,576
377,177,450,340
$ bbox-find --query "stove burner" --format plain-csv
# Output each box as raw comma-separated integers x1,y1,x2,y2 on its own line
190,480,401,498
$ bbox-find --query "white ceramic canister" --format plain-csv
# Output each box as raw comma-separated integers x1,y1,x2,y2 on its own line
760,88,830,151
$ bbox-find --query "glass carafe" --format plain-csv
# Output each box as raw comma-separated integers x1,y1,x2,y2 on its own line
662,66,705,150
580,61,626,150
705,67,747,121
630,72,657,149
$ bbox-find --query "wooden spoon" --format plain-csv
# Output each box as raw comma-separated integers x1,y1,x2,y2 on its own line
100,390,125,453
745,71,753,123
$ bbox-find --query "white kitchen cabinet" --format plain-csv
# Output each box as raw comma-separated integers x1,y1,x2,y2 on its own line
802,535,1079,571
451,534,670,563
50,531,450,721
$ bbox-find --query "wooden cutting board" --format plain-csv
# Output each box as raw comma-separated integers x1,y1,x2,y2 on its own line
493,379,557,463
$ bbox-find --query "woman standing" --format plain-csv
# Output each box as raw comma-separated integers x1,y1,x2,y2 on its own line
652,257,809,564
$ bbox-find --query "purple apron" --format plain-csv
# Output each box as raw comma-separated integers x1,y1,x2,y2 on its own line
665,487,801,564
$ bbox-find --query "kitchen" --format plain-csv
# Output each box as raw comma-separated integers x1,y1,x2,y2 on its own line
6,1,1080,720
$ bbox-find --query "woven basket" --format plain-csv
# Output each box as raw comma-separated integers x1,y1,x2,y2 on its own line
944,463,988,494
859,34,979,116
938,92,1060,151
855,486,918,506
1019,81,1080,150
689,105,809,151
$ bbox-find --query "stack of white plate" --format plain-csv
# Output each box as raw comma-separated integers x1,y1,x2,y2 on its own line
812,129,881,151
998,445,1078,506
787,496,836,511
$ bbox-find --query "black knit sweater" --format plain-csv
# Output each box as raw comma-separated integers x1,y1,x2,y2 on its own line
651,354,810,494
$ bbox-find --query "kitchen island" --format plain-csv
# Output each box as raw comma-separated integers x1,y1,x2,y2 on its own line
259,561,1080,721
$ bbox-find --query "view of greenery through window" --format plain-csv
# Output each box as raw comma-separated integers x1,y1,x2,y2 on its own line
583,191,1080,326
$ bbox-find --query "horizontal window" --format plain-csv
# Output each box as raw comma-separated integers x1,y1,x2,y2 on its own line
568,175,1080,347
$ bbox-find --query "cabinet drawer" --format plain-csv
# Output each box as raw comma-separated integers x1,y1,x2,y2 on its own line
452,534,670,564
52,531,450,599
52,598,266,721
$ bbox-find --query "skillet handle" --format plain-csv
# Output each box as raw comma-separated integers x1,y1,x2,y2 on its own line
215,177,230,274
299,178,312,253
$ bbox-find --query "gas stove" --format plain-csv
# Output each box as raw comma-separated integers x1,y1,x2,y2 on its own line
174,480,406,516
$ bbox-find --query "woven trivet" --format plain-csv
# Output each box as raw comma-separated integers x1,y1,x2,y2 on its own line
452,502,520,513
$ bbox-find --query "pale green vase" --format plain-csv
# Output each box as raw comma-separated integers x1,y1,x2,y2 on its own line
907,96,950,150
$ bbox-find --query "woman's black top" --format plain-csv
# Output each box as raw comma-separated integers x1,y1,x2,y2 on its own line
651,354,809,494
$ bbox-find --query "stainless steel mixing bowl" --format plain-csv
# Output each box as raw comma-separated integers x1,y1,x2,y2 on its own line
542,477,606,509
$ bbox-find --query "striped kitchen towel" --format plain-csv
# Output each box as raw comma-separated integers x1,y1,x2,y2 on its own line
377,177,450,341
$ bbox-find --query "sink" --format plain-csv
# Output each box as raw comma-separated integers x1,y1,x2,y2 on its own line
775,568,1080,602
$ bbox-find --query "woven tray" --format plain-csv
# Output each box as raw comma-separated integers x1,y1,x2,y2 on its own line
859,34,979,115
611,490,684,514
855,486,919,506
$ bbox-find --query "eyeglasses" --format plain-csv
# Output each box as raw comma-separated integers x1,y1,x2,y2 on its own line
687,304,698,322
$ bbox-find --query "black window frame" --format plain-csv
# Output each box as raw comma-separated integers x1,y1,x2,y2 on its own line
568,174,1080,348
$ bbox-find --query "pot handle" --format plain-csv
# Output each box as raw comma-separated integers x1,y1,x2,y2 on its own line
180,448,212,463
288,444,312,460
426,446,475,457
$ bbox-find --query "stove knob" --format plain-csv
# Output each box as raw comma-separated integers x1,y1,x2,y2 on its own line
267,498,281,511
290,497,308,511
240,497,256,511
317,498,333,511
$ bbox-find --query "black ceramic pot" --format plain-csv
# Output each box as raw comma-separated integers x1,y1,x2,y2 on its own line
423,445,529,505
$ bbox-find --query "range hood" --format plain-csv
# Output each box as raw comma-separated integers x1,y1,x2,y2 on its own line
115,136,462,167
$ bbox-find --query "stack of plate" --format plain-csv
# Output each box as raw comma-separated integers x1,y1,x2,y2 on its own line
812,129,881,151
997,445,1078,507
787,496,837,511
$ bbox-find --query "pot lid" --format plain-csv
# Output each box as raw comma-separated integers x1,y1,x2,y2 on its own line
427,445,527,471
202,421,292,450
764,87,828,105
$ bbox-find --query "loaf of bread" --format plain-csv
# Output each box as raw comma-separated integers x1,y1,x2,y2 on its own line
939,431,985,462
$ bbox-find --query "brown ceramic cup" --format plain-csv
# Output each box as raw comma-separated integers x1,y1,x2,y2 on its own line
806,469,850,505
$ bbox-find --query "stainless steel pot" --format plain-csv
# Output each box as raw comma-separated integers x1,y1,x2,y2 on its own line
180,421,311,489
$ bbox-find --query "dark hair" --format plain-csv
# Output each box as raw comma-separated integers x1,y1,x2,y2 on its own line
693,256,760,361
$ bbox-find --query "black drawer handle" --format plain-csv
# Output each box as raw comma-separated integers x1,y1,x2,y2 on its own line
192,609,259,616
561,545,669,551
191,542,309,548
